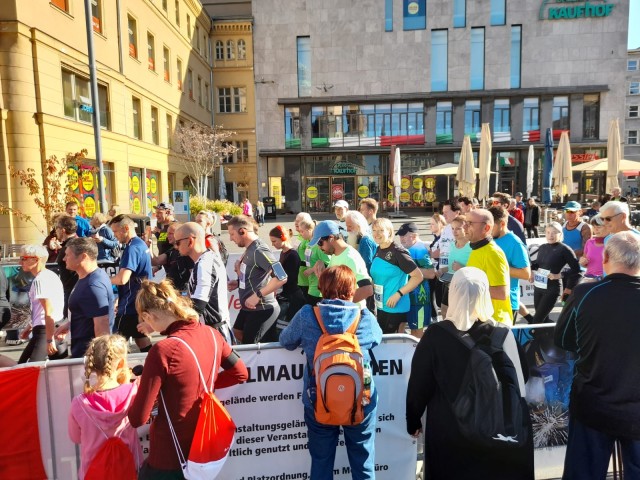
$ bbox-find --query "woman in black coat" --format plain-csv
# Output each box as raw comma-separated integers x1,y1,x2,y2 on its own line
406,267,534,480
524,197,541,238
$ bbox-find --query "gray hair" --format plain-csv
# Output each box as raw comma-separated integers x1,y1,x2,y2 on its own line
546,221,564,240
604,232,640,271
20,244,49,260
600,201,629,217
66,237,98,261
92,212,108,225
110,215,135,228
296,212,312,224
343,211,370,235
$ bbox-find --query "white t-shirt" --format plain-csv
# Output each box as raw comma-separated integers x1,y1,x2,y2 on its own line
438,224,455,268
29,268,65,326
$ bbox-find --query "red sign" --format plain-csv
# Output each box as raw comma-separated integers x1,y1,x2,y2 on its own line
331,184,344,200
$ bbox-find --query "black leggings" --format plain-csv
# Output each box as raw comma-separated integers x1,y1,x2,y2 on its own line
18,325,48,364
234,307,280,344
533,283,560,323
525,226,539,238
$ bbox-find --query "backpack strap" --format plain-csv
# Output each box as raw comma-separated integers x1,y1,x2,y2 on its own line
313,306,328,334
438,320,477,350
489,325,510,349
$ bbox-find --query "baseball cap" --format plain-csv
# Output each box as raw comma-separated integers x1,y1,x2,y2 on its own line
563,201,581,211
155,202,174,212
333,200,349,209
515,192,523,197
309,220,342,246
397,222,419,236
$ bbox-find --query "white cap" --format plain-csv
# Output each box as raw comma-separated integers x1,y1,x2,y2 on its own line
333,200,349,209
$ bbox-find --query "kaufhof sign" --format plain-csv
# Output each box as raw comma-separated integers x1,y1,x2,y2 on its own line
539,0,615,20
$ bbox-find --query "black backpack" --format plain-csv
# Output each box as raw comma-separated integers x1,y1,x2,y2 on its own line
439,320,528,449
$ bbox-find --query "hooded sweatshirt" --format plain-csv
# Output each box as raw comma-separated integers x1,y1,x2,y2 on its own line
68,382,142,480
279,299,383,411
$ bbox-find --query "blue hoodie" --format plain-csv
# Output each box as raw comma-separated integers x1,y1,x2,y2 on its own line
280,299,383,411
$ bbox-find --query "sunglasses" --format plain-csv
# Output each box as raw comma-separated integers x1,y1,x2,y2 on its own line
19,256,38,261
317,236,331,247
174,236,193,247
602,212,622,223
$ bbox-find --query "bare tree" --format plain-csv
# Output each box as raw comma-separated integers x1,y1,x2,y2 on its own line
172,122,237,199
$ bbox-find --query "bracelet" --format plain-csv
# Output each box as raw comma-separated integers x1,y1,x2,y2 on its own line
396,290,404,297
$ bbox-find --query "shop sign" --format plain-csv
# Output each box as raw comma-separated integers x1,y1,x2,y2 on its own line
331,184,344,200
400,192,410,203
84,196,96,218
145,177,151,194
413,192,423,203
357,185,369,198
330,162,357,175
539,0,615,20
132,197,141,214
413,177,423,190
81,170,94,192
401,177,411,190
150,177,158,194
388,192,395,202
67,168,79,192
131,175,140,194
425,191,436,202
307,186,318,199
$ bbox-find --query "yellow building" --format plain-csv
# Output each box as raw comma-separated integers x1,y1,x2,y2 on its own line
0,0,213,244
211,17,257,204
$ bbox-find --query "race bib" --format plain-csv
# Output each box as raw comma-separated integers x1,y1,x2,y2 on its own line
534,268,550,289
439,256,449,267
374,284,384,310
239,263,247,290
305,247,312,267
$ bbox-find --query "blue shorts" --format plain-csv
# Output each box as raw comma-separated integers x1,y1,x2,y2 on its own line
407,304,431,330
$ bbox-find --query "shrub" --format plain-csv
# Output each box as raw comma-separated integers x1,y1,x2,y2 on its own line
189,196,242,218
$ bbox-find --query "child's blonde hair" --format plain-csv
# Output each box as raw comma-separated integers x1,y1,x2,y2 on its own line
135,279,199,323
84,335,129,394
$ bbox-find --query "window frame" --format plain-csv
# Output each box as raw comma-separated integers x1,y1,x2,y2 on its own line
226,40,235,60
215,41,224,60
62,68,110,130
147,32,156,71
630,82,640,95
91,0,103,34
132,96,142,140
166,113,173,148
431,30,448,92
510,25,522,89
523,97,540,134
217,86,247,113
629,105,639,118
628,130,638,145
187,68,193,100
163,46,170,82
582,94,599,140
175,0,180,25
470,28,485,90
237,39,247,60
176,58,183,91
493,99,510,134
151,106,159,145
628,59,639,71
197,76,203,106
128,15,138,59
552,96,570,131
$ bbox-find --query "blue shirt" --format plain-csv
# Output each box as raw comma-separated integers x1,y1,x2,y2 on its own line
357,235,377,273
406,241,434,306
370,244,417,313
495,231,530,310
68,268,115,357
75,215,92,237
563,222,586,252
117,236,152,315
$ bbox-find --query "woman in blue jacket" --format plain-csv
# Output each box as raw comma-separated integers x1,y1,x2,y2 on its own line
280,265,382,480
90,212,119,262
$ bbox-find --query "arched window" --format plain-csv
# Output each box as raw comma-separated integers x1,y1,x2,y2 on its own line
226,40,235,60
237,39,246,60
215,40,224,60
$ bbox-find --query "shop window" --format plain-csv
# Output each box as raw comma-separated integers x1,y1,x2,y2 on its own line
128,15,138,59
147,32,155,71
285,107,301,149
431,30,448,92
583,94,599,140
470,28,484,90
297,36,311,97
552,96,569,131
436,101,453,144
132,96,141,140
62,68,109,129
237,39,247,60
510,25,521,89
215,41,224,60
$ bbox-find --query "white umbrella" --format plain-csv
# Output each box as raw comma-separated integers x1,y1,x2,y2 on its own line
218,164,227,200
457,135,476,198
478,123,492,201
390,145,402,212
574,158,640,172
526,145,535,199
607,119,621,192
552,131,574,199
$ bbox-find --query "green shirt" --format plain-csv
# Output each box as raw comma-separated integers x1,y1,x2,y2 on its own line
327,245,372,308
307,245,330,298
297,238,310,287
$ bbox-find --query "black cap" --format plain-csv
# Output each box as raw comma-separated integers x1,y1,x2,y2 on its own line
397,222,419,236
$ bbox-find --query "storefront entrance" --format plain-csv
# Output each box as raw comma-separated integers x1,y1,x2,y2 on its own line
304,175,380,212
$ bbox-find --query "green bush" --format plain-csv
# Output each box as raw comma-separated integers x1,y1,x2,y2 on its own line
189,196,242,217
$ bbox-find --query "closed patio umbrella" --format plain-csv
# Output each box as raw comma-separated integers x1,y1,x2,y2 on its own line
457,135,476,198
219,164,227,200
390,145,402,212
478,123,492,201
552,131,574,200
542,128,554,203
606,119,621,192
526,145,534,199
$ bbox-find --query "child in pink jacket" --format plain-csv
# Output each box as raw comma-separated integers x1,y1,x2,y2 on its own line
68,335,142,479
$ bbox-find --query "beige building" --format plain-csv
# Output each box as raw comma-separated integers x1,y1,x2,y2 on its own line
0,0,213,244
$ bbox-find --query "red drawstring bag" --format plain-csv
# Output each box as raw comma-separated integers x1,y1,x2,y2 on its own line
84,438,137,480
161,328,236,480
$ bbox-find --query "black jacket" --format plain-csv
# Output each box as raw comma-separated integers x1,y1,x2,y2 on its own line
555,274,640,439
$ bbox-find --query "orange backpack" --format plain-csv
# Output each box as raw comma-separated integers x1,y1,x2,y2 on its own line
312,306,370,426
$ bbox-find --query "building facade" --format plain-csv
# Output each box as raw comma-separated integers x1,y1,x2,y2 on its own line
252,0,629,212
0,0,213,243
627,48,640,161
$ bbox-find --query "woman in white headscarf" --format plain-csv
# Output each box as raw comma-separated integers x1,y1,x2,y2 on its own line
405,267,533,480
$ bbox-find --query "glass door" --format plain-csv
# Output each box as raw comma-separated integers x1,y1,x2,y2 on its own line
330,176,356,210
356,176,381,203
305,177,330,212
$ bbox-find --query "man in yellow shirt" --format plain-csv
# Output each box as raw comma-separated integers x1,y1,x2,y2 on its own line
463,209,512,323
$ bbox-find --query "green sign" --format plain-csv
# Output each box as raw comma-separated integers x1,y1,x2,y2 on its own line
330,162,357,175
539,0,615,20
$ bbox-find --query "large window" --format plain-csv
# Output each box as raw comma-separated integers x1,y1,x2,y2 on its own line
176,58,183,90
523,97,540,141
493,99,510,141
215,41,224,60
132,97,141,140
92,0,103,33
62,69,109,129
297,36,312,97
631,82,640,95
628,130,638,145
490,0,506,25
147,32,155,71
385,0,393,31
552,96,569,131
151,106,159,145
128,15,138,59
629,105,639,118
431,30,448,92
237,39,247,60
470,28,484,90
163,46,170,82
510,26,521,89
464,100,481,139
436,101,453,144
453,0,466,28
628,59,639,71
285,107,301,148
217,87,246,113
236,141,249,162
583,94,599,140
403,0,426,30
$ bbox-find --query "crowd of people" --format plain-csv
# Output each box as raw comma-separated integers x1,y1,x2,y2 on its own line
3,189,640,480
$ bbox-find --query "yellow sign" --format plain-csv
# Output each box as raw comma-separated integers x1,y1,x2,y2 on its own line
307,186,318,199
68,168,79,191
146,197,152,213
387,181,394,190
401,177,411,190
81,170,94,192
145,177,150,194
150,177,158,194
413,177,423,190
387,193,395,203
425,177,436,189
128,176,132,191
357,185,369,198
151,197,158,209
425,191,436,202
408,1,420,14
132,197,141,214
413,192,423,203
84,196,96,217
131,175,140,194
400,192,410,203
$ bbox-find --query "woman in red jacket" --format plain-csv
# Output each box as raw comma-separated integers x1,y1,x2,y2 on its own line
129,280,248,479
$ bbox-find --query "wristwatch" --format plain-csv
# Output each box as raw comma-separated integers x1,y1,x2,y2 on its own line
396,290,404,297
256,290,264,300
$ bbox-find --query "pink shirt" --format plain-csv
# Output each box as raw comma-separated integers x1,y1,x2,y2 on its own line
583,237,605,277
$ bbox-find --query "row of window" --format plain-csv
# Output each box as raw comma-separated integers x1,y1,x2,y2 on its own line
284,95,599,149
214,39,248,61
384,0,507,31
222,141,250,163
